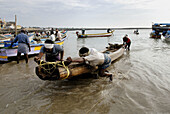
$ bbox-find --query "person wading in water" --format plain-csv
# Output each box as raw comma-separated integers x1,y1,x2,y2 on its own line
123,34,131,51
67,47,113,81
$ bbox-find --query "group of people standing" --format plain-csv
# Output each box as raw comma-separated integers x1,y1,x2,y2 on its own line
10,29,131,81
49,28,62,41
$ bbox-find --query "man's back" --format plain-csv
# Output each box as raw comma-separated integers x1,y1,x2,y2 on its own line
84,48,105,66
14,33,29,43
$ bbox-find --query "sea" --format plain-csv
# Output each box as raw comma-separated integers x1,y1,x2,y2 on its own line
0,29,170,114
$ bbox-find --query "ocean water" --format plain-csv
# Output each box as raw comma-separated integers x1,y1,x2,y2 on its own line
0,29,170,114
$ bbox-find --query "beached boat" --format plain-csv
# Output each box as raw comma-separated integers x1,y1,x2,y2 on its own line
76,30,114,38
0,34,14,47
34,43,124,80
164,31,170,41
0,34,67,61
152,23,170,32
165,35,170,41
150,31,161,39
0,33,34,48
0,35,11,47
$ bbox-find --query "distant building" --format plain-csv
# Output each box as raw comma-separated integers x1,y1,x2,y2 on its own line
0,18,6,29
0,18,22,29
6,21,15,29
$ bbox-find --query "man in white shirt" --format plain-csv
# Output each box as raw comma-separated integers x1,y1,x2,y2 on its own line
55,29,62,41
50,31,55,42
67,47,112,81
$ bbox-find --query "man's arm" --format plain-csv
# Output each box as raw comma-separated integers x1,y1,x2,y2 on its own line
10,36,18,47
27,43,31,52
67,57,85,63
38,52,44,59
60,50,64,60
72,57,85,63
34,52,44,62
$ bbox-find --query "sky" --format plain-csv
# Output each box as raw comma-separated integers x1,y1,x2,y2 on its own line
0,0,170,28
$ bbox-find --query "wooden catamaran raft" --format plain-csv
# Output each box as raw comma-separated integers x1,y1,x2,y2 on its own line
34,43,125,80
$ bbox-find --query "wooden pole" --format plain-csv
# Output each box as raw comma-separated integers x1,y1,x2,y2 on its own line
15,15,17,36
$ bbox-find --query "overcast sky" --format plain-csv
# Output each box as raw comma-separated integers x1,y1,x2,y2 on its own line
0,0,170,28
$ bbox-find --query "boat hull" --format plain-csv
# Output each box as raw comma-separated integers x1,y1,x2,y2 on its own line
77,31,114,38
165,35,170,41
150,34,161,39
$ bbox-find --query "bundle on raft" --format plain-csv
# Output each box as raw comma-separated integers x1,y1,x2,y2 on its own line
34,43,125,80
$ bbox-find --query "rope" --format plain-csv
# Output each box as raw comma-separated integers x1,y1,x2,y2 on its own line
39,61,57,76
39,60,70,79
58,61,70,80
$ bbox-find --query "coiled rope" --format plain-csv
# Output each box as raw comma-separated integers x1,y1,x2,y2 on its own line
39,60,70,80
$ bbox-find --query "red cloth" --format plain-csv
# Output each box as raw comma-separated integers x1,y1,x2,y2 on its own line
123,37,131,43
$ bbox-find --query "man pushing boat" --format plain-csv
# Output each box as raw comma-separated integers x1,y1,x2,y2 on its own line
34,39,64,62
66,47,113,81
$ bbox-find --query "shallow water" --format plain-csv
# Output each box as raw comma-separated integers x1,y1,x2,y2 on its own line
0,29,170,114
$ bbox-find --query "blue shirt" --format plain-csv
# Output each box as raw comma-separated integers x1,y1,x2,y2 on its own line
13,33,30,44
40,44,63,62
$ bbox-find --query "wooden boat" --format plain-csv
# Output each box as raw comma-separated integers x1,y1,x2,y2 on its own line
0,34,13,47
134,30,139,35
150,32,161,39
34,43,125,80
163,30,170,41
152,23,170,32
164,34,170,42
0,33,34,48
76,30,114,38
0,33,67,61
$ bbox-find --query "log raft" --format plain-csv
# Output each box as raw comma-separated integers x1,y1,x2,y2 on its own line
35,44,125,80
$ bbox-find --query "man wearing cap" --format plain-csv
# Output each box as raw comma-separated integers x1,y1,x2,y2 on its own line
55,29,62,41
10,29,31,64
35,39,64,62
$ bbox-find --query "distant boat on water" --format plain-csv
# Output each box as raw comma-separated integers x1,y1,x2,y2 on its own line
134,29,139,35
76,30,114,38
